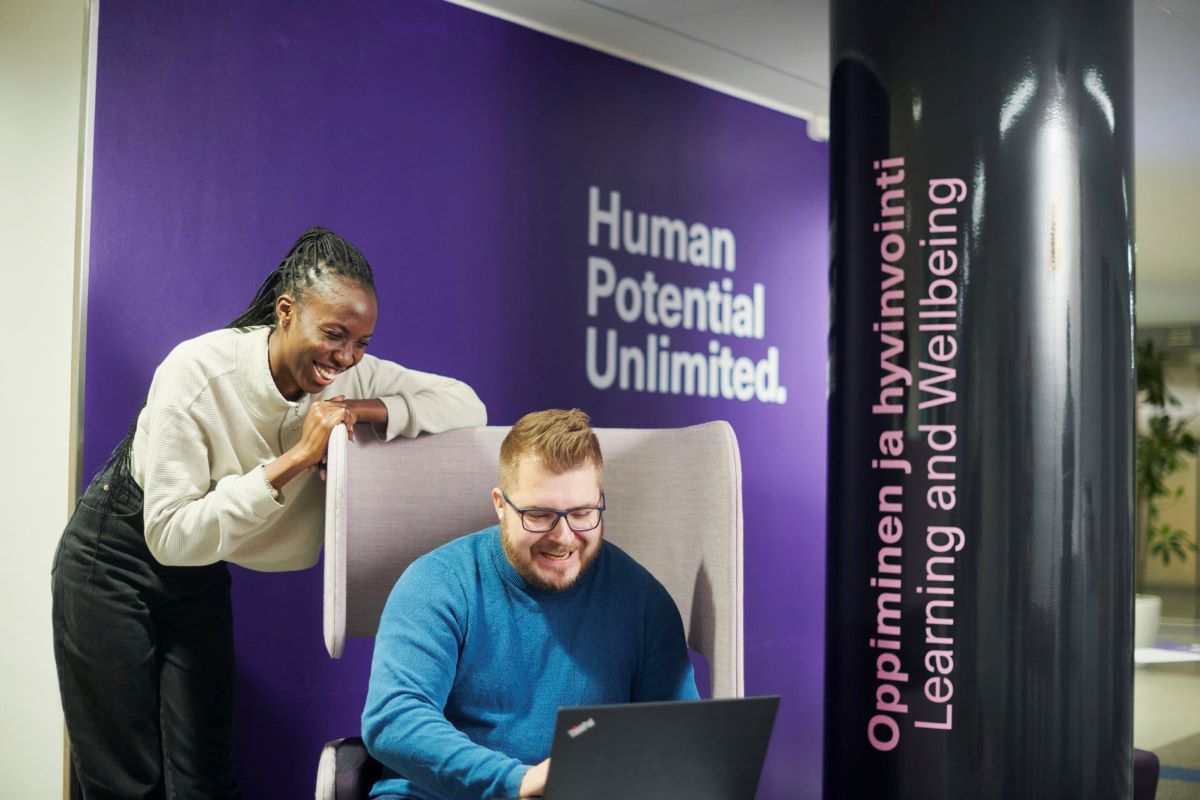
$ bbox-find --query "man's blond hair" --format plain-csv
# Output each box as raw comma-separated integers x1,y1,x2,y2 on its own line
498,409,603,490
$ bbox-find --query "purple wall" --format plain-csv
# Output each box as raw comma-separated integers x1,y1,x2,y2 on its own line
86,1,828,797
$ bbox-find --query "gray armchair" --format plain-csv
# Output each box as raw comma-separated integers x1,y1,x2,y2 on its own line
315,422,745,799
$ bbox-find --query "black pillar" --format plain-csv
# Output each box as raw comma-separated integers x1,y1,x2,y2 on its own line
825,3,1135,799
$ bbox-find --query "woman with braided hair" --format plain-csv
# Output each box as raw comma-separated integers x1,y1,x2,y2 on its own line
52,226,486,798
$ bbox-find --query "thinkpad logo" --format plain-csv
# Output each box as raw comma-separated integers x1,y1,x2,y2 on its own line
567,718,596,738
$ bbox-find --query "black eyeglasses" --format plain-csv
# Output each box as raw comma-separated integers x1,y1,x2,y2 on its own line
501,491,606,533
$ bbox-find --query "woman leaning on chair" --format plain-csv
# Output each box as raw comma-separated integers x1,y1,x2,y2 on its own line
51,226,487,799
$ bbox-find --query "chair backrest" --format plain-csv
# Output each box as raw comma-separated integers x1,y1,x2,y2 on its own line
322,422,744,698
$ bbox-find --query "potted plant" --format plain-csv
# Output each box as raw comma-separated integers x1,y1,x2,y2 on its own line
1135,338,1200,648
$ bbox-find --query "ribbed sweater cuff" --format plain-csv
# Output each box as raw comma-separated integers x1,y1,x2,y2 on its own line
375,395,411,441
502,763,530,799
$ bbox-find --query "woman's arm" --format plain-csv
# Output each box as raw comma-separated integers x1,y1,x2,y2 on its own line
264,397,360,489
348,356,487,441
139,389,285,567
139,351,354,567
339,398,387,425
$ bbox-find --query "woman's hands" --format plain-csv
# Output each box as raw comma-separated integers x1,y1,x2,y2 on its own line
264,396,360,492
297,395,360,457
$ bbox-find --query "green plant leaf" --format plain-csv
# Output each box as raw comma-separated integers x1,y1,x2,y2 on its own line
1136,338,1198,589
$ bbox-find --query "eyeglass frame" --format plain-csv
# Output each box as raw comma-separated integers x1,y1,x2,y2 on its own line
501,491,606,533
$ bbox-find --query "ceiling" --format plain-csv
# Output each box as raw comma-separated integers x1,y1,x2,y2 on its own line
453,0,1200,326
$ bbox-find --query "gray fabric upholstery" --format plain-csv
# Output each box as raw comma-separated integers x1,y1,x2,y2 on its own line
315,737,380,800
322,422,744,698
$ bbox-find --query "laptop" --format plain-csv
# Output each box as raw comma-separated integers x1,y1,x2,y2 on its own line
537,696,780,800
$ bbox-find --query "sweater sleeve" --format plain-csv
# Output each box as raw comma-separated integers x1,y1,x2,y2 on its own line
363,557,528,800
139,355,285,567
633,580,701,702
351,356,487,441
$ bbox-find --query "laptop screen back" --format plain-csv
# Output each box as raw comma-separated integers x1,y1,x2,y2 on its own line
542,696,780,800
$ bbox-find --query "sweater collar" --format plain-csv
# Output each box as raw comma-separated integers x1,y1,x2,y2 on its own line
236,326,309,424
487,524,602,600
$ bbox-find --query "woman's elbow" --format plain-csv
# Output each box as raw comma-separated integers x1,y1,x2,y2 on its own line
469,403,487,427
144,529,177,566
462,389,488,426
144,526,210,567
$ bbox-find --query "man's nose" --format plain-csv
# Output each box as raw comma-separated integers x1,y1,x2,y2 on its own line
547,515,574,540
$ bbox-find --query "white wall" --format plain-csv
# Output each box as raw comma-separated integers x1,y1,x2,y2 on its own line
0,0,89,795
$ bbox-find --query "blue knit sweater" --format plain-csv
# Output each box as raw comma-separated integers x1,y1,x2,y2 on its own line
362,525,699,799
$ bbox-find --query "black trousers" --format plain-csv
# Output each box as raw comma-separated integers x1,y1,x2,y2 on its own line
52,477,241,800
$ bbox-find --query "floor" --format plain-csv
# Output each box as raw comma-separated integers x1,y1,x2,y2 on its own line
1135,618,1200,799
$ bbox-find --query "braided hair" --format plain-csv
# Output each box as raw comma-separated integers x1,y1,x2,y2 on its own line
226,225,375,328
95,226,376,508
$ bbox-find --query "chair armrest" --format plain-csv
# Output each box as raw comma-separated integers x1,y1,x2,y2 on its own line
316,737,383,800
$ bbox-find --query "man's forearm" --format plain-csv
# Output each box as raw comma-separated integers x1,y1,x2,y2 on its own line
362,698,527,800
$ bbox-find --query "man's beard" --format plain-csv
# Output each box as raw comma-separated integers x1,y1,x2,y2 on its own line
500,516,603,592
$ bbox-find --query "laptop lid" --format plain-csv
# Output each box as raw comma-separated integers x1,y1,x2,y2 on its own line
541,696,780,800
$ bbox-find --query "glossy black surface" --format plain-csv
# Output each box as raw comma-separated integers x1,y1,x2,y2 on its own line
825,3,1135,798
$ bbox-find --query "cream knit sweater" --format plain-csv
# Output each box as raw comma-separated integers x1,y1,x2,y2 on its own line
131,326,486,571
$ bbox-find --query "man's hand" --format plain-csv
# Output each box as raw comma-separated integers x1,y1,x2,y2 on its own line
519,758,550,797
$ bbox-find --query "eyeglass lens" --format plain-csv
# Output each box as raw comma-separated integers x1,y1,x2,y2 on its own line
521,508,601,532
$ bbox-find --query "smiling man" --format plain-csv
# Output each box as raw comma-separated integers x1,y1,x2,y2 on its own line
362,409,698,800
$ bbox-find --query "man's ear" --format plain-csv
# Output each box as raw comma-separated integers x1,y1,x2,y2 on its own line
491,487,505,522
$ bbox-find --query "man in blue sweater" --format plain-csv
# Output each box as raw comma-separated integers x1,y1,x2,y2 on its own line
362,409,698,799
